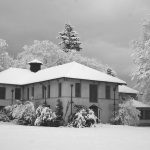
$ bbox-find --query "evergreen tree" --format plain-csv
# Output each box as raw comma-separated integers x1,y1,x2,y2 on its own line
106,67,117,77
58,23,82,52
55,99,63,121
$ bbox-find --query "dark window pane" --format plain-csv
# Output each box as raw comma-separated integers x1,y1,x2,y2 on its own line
58,83,61,97
15,88,21,100
42,86,45,98
106,85,111,99
32,87,34,97
89,84,98,102
0,87,6,99
145,110,150,120
47,85,50,98
75,83,81,97
27,88,29,100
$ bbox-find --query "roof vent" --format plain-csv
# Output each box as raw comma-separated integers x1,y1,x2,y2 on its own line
28,59,43,72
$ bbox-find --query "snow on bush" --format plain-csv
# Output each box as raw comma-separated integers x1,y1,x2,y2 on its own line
34,106,57,126
0,110,10,122
115,100,140,126
17,101,36,125
68,109,97,128
4,101,36,125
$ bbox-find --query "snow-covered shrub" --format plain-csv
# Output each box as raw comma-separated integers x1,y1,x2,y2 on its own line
4,105,14,120
17,101,36,125
115,100,140,126
4,102,36,125
34,106,57,126
68,109,97,128
0,110,10,122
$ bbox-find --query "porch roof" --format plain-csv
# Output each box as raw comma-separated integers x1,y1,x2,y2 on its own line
0,61,126,85
132,99,150,108
119,85,139,94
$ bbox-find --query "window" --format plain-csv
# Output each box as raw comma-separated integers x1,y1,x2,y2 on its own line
42,85,45,98
31,87,34,97
47,85,50,98
105,85,111,99
75,83,81,97
0,87,6,99
15,88,21,100
140,110,150,120
58,83,61,97
89,84,98,103
27,88,29,100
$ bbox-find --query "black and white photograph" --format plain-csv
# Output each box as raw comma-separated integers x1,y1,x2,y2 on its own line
0,0,150,150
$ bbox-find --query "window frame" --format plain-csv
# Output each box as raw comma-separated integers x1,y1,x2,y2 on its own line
75,83,81,98
105,85,111,99
89,84,98,103
31,87,34,97
47,84,50,98
0,87,6,99
58,83,62,97
140,109,150,120
15,88,21,100
27,87,29,100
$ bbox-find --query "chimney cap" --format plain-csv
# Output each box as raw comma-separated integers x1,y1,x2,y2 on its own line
28,59,43,64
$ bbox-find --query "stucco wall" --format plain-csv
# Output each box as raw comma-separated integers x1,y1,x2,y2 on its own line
0,78,120,123
0,84,22,106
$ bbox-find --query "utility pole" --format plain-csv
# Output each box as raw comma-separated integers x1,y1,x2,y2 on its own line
70,84,73,116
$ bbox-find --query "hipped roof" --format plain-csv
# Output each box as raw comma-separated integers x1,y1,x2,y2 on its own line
0,61,126,85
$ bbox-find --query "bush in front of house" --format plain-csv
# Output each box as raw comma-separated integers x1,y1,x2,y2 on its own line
0,110,10,122
4,101,36,125
68,108,97,128
4,105,14,120
114,100,140,126
16,101,36,125
34,105,57,126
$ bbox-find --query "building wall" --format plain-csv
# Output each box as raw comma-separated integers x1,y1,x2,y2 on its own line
0,78,120,123
0,84,22,106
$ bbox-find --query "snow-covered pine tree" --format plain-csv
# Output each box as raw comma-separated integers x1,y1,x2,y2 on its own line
106,67,117,77
58,23,82,52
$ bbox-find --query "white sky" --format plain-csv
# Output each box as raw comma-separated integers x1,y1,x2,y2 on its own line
0,0,150,86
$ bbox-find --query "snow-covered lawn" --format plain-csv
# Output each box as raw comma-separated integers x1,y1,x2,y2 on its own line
0,123,150,150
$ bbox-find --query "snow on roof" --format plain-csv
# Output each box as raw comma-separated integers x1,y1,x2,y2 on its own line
132,99,150,108
119,85,139,94
0,61,126,85
28,59,43,64
0,68,34,85
28,61,126,85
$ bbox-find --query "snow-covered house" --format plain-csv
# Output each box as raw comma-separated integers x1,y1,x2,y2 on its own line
119,85,150,125
0,60,126,123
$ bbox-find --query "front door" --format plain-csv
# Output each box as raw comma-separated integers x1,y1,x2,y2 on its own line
89,105,99,119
